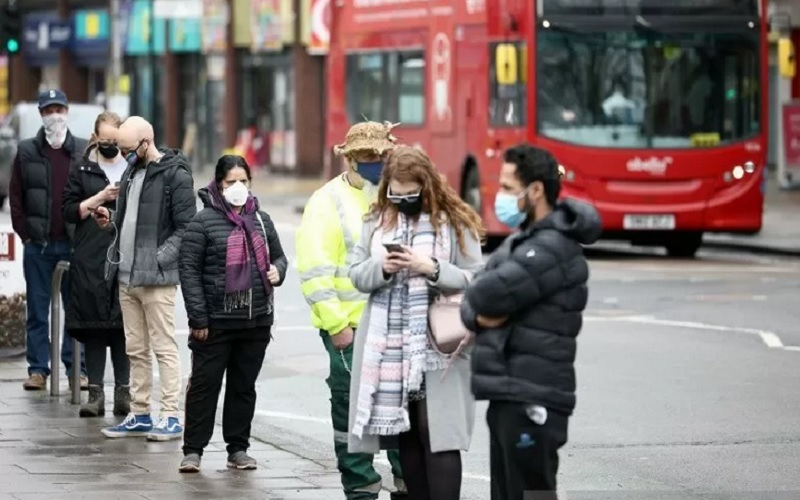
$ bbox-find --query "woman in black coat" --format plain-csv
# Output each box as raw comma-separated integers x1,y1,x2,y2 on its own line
178,155,288,473
62,111,130,418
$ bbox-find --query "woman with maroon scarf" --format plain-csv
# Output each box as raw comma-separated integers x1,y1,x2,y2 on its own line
177,155,288,473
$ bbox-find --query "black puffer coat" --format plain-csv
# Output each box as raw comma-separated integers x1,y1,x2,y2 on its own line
62,148,124,341
179,188,288,334
461,199,602,415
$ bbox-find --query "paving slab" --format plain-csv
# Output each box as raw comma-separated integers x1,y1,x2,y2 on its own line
0,372,351,499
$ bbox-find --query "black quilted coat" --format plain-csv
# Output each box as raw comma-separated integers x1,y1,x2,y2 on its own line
461,199,602,415
178,188,288,334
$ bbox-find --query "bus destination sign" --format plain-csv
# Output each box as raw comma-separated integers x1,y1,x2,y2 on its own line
540,0,758,17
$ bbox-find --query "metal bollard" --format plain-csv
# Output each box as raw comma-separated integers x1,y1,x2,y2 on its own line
50,261,81,404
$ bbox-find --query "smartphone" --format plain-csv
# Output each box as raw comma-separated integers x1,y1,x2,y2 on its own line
114,181,121,187
383,243,405,254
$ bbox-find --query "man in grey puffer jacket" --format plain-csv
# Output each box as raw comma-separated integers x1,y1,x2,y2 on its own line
94,116,196,442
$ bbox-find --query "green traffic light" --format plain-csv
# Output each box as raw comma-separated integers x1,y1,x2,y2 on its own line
6,38,18,53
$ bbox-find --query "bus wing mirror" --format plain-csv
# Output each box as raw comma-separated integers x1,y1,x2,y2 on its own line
495,43,519,85
779,38,796,79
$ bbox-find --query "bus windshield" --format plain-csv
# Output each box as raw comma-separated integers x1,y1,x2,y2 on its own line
536,28,761,149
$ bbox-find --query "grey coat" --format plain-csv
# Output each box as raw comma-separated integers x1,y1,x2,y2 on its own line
347,217,484,454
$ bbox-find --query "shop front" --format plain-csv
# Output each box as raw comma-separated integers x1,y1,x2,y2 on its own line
232,0,297,172
124,0,167,144
71,9,110,104
20,12,64,95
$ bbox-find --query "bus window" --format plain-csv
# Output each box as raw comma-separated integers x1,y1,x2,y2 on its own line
489,41,527,127
346,50,426,125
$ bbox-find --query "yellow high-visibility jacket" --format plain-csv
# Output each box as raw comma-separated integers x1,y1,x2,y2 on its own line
296,173,377,335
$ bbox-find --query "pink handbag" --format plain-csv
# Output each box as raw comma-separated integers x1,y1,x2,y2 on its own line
428,292,475,380
428,293,471,355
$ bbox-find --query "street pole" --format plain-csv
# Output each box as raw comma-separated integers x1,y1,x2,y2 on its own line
109,0,122,95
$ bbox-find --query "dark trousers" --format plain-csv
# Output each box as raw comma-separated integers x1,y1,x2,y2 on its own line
84,330,129,387
398,399,462,500
487,401,569,500
320,331,403,500
23,241,85,377
182,329,270,456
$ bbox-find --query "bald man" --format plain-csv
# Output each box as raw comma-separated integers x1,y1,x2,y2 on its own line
94,116,197,442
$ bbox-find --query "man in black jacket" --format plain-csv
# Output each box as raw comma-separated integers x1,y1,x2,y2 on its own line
460,144,602,500
94,116,196,442
9,89,88,391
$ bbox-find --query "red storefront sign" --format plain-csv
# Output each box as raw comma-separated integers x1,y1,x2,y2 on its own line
782,102,800,169
0,233,15,262
308,0,331,54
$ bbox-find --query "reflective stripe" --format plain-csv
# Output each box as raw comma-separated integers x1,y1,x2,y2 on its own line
338,289,368,302
300,265,350,282
353,481,383,494
305,288,367,304
333,429,349,443
328,183,357,251
305,289,338,304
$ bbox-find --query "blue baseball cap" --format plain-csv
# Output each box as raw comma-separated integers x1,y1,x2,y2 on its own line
38,89,69,110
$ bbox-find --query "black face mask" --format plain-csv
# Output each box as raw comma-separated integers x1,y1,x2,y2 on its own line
396,197,423,217
97,143,119,159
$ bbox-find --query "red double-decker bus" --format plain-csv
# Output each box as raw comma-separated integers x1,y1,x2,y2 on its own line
325,0,768,257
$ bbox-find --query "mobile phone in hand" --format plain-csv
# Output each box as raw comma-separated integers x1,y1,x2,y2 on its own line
114,181,121,187
383,243,405,254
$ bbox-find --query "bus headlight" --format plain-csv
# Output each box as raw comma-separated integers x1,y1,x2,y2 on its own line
724,161,757,183
732,165,745,180
558,164,575,182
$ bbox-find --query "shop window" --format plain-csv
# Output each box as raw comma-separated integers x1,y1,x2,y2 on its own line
346,50,425,125
489,41,527,127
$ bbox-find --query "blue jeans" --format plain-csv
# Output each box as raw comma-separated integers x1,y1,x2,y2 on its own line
23,241,85,377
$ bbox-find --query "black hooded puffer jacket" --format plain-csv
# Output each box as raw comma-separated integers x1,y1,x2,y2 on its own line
179,188,288,332
461,198,603,415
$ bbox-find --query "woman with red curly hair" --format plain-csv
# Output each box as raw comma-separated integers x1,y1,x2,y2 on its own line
347,145,485,500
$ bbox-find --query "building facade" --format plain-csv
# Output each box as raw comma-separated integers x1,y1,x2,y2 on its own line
5,0,327,176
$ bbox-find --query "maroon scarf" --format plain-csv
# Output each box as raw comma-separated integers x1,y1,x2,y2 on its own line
207,180,272,312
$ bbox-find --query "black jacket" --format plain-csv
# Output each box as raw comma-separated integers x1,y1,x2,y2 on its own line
10,129,87,244
179,188,288,334
106,149,197,287
461,199,602,415
62,147,123,339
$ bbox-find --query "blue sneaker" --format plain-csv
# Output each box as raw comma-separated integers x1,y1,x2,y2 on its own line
101,413,153,438
146,416,183,442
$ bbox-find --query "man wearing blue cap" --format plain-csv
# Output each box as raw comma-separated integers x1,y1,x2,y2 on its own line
9,89,89,391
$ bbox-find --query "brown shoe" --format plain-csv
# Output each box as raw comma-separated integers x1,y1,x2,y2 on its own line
69,374,89,392
23,373,47,391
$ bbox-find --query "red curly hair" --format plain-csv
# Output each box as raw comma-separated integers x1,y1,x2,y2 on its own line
368,145,485,254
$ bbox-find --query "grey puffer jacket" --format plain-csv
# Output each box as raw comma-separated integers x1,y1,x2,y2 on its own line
106,149,197,287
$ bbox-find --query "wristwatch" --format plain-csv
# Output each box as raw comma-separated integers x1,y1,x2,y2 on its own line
428,257,440,282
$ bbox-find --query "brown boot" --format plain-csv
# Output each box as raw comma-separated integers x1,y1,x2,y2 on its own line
22,373,47,391
79,385,105,417
113,386,131,416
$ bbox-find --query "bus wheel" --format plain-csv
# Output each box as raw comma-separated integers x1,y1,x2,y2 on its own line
665,232,703,258
462,165,481,214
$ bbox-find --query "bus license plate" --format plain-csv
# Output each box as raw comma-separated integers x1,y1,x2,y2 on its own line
623,214,676,230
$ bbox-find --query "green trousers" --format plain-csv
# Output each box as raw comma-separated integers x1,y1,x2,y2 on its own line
321,331,403,499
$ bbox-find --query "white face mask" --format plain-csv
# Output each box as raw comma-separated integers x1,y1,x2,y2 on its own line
223,181,250,207
42,113,68,149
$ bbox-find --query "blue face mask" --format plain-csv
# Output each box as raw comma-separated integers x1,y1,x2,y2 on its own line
494,192,528,228
357,161,384,185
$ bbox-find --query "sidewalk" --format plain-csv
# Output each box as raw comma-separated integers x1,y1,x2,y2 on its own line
703,174,800,256
0,359,345,499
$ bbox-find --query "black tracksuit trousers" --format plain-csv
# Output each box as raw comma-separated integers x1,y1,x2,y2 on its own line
487,401,569,500
182,328,270,457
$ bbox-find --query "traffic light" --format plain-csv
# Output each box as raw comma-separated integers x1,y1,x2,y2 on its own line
0,3,21,55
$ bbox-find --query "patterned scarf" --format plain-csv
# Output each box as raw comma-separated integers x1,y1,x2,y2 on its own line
352,213,451,438
206,180,272,312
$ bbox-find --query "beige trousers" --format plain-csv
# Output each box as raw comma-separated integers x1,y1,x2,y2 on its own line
119,285,181,417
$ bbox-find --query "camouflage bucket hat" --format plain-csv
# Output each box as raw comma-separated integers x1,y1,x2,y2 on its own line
333,121,399,157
